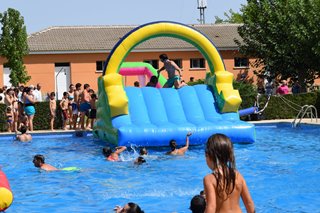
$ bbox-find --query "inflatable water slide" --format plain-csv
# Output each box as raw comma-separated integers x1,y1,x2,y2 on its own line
93,21,255,147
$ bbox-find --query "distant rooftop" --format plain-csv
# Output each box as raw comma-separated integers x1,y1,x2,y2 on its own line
27,24,242,54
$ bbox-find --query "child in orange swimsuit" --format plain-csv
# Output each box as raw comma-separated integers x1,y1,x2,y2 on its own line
102,146,127,161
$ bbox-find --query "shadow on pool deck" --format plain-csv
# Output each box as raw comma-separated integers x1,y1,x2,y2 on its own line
0,129,92,137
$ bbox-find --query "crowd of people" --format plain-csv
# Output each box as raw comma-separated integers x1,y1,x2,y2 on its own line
0,84,40,133
52,83,98,131
258,77,302,96
1,82,98,135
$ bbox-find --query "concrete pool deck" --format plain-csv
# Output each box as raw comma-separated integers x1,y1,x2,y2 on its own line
0,118,319,136
249,118,320,125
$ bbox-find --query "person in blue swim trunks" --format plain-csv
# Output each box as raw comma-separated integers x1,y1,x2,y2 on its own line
157,54,187,89
79,84,91,129
23,86,36,131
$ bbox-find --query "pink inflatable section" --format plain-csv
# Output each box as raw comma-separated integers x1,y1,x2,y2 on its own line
119,67,162,88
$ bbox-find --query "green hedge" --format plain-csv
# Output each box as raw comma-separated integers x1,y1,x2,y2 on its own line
189,80,320,120
0,101,63,132
258,92,320,120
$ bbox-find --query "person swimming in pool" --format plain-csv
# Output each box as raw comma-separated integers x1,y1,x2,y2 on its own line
166,132,192,155
33,154,58,171
139,147,148,156
133,147,148,165
103,146,127,162
16,125,32,142
134,156,146,165
114,202,144,213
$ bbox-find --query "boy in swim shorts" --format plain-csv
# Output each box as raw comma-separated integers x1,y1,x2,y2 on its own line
60,92,69,130
49,92,56,131
157,54,187,89
79,84,91,130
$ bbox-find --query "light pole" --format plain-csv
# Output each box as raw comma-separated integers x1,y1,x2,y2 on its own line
197,0,207,24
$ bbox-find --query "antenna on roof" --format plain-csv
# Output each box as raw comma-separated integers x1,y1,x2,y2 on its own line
197,0,207,24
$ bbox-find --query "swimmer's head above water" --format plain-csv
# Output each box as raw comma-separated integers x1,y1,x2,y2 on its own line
102,147,112,157
169,139,177,151
33,154,45,168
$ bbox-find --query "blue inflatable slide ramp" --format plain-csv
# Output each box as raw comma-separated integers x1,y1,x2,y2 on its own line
110,85,255,147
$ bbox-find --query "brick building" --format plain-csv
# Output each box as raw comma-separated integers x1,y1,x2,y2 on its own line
0,24,254,99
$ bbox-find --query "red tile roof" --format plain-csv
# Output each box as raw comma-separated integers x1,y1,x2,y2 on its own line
27,24,242,54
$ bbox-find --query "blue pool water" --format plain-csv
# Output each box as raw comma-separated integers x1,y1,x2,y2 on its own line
0,123,320,212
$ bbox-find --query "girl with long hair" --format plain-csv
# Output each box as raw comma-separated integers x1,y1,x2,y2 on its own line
203,133,255,213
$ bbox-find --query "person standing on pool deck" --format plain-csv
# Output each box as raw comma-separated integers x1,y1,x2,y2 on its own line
33,154,58,171
23,86,36,131
157,54,187,89
60,92,70,130
79,84,91,130
166,132,192,155
203,133,255,213
67,84,75,127
72,83,82,129
49,92,56,131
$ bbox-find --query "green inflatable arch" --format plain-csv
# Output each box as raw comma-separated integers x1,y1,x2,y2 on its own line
100,21,241,117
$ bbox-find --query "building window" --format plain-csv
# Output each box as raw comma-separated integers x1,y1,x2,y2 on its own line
173,59,183,68
96,61,105,72
234,57,249,68
143,59,159,69
55,62,70,67
190,58,206,69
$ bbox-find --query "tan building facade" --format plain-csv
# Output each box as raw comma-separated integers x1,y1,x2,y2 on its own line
0,24,253,99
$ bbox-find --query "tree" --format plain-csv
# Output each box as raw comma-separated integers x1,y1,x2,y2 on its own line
0,8,30,86
214,9,243,24
236,0,320,91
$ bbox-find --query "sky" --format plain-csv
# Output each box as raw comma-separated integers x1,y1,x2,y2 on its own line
0,0,246,34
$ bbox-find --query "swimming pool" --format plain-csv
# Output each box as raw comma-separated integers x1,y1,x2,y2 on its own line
0,123,319,212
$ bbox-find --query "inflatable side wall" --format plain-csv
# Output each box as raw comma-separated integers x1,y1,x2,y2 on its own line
0,170,13,211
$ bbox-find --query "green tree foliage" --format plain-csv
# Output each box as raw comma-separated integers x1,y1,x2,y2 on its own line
214,9,243,24
236,0,320,91
0,8,30,86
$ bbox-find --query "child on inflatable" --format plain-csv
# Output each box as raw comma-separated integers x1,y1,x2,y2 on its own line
157,54,187,89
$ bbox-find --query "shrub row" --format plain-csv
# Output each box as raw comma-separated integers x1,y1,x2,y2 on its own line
257,91,320,120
